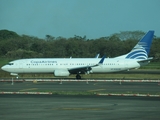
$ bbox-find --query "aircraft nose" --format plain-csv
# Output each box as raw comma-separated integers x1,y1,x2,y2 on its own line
1,65,7,71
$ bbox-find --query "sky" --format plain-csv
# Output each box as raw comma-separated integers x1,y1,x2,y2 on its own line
0,0,160,39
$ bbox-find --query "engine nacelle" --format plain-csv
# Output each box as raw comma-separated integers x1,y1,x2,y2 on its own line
54,69,70,77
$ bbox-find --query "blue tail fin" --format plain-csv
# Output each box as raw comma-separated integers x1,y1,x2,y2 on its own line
125,30,154,59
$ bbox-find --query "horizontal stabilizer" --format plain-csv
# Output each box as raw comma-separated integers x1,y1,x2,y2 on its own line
137,57,153,63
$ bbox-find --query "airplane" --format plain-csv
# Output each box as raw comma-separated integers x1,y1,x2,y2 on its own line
1,30,154,79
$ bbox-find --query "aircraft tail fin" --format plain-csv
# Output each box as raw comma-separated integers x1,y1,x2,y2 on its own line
116,30,154,59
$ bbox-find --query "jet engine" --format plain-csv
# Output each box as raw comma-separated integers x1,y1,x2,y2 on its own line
54,69,70,76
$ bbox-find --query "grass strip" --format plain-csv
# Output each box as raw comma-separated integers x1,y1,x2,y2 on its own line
14,89,160,96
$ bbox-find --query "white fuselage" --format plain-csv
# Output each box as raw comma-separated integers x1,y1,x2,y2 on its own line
1,58,145,74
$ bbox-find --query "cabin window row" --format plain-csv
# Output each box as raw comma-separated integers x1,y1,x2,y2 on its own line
26,63,120,66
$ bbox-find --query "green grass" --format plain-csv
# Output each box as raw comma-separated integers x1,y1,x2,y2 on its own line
141,62,160,69
1,71,160,79
1,89,159,96
1,68,160,79
10,89,160,96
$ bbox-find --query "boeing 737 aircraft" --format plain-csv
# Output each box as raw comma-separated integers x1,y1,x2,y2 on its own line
1,30,154,79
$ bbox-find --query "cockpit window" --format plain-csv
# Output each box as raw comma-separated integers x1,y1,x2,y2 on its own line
8,63,14,65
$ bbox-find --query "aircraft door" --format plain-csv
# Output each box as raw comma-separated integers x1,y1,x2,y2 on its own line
19,62,23,69
124,61,128,70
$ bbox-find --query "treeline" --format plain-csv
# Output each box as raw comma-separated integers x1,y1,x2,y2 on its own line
0,30,160,61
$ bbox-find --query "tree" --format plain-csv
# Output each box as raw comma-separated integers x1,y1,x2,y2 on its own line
112,31,145,40
45,35,55,41
0,29,159,62
0,29,19,40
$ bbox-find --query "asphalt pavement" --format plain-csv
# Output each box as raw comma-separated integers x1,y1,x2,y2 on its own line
0,81,160,120
0,95,160,120
0,81,160,94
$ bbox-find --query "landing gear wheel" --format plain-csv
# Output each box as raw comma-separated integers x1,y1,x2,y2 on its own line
76,74,81,79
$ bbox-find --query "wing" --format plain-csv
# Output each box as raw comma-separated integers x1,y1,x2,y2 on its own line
68,55,106,74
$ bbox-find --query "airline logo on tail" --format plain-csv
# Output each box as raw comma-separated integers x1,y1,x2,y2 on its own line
126,31,154,59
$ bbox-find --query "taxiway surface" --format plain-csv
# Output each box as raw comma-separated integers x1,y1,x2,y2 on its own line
0,81,160,94
0,95,160,120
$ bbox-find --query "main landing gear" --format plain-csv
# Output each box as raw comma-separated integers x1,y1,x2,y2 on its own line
76,74,81,79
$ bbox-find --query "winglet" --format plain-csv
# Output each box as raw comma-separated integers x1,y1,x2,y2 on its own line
95,53,100,58
98,55,106,64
